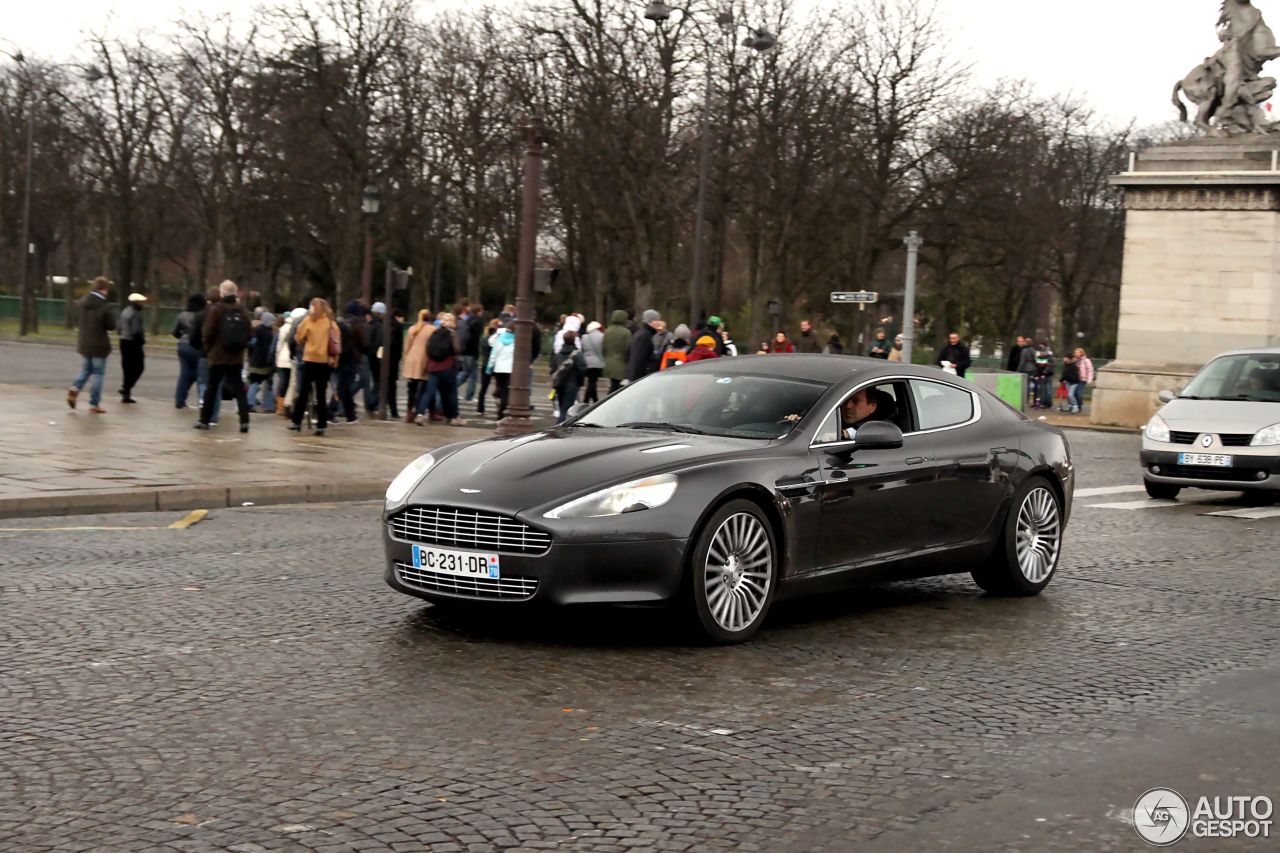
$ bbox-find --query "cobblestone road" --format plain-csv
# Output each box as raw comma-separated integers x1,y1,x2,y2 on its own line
2,431,1277,851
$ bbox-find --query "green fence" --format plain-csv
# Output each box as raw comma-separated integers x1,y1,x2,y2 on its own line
0,295,183,331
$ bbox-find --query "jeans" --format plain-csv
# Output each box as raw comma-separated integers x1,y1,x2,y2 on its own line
1068,382,1085,411
419,369,459,420
247,370,274,412
457,355,478,400
198,357,221,422
293,362,333,430
72,355,107,407
176,342,200,407
275,367,292,406
201,363,248,427
334,361,359,421
557,378,581,424
119,339,145,397
358,358,375,411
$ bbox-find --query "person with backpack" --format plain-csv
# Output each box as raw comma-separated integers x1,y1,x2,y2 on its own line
172,293,205,409
659,324,692,370
196,280,251,433
686,335,720,362
288,298,340,436
551,329,587,423
416,312,467,426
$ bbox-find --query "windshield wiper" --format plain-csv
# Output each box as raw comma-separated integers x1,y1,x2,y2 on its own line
617,421,707,435
1205,395,1272,402
567,421,603,428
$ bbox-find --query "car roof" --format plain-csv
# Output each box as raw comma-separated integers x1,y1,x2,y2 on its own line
672,354,945,384
1211,348,1280,359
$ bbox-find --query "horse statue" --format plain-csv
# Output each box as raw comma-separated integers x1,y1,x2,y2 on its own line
1173,0,1280,134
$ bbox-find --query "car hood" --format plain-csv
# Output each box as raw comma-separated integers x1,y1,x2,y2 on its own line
1157,398,1280,433
407,427,767,514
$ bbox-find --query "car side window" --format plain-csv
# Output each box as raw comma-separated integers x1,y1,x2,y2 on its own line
816,409,840,444
911,380,974,430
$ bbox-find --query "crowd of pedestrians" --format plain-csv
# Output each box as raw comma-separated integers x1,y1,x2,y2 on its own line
65,279,1097,428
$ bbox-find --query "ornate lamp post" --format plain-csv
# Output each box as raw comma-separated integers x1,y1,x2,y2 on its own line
642,3,776,327
497,124,548,438
359,184,380,307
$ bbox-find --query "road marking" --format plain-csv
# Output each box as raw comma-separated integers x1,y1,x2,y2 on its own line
168,509,208,529
1205,506,1280,520
1074,485,1147,498
1085,498,1189,510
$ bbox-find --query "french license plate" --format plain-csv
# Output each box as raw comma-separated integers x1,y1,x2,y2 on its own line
412,545,500,579
1177,453,1233,467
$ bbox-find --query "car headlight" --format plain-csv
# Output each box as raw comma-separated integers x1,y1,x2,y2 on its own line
544,474,678,519
1252,422,1280,447
386,453,436,504
1145,414,1171,443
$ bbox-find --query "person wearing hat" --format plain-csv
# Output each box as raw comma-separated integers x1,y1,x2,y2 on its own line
702,315,729,356
367,301,391,416
117,292,148,404
687,334,721,362
580,319,606,403
275,306,308,416
887,334,904,362
246,310,277,413
627,308,663,382
67,276,117,414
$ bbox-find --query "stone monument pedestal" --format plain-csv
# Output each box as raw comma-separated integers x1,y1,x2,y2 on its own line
1093,138,1280,427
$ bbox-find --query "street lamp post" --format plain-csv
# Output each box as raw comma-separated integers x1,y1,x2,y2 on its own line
901,231,923,365
642,3,776,327
497,123,548,438
359,184,380,307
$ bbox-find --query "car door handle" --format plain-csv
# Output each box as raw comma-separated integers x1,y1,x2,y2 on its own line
906,457,927,466
776,477,819,493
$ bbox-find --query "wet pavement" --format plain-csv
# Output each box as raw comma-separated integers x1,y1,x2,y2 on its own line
0,429,1276,851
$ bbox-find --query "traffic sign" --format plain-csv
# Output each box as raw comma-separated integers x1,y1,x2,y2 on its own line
830,291,878,304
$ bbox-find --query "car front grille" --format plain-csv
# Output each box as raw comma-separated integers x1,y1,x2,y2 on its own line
395,561,538,600
388,506,553,555
1169,432,1254,447
1160,465,1265,483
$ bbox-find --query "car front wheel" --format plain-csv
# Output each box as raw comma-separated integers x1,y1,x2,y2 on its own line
686,499,778,644
1144,479,1181,500
972,476,1063,596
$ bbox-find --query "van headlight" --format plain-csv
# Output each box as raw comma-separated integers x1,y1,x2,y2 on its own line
1252,423,1280,447
386,453,436,504
544,474,678,519
1145,415,1171,443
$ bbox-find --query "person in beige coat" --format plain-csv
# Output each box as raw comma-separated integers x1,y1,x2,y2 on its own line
401,309,431,423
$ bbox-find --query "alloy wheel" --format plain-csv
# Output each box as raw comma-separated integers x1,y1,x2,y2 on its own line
703,512,772,633
1015,486,1061,584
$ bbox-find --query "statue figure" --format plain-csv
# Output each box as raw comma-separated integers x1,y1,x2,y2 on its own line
1173,0,1280,134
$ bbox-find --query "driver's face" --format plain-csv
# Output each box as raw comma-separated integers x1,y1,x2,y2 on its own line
842,389,876,424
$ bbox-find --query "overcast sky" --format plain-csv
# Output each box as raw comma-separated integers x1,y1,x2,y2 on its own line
2,0,1236,129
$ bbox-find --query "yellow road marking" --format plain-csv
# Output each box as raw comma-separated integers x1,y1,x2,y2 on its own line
168,509,209,529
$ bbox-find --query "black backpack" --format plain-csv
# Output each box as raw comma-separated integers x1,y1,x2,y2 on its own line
551,351,579,391
218,306,250,352
427,327,453,361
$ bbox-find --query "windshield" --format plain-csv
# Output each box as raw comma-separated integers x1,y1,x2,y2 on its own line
575,371,831,439
1181,354,1280,402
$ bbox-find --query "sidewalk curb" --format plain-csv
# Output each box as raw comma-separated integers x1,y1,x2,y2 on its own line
0,479,388,520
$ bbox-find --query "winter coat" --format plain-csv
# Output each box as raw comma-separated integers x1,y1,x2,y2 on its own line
248,324,275,371
552,344,586,391
1076,356,1095,384
339,312,370,366
1016,347,1038,376
487,329,516,374
867,336,891,359
463,313,486,358
554,315,583,353
686,344,719,362
581,328,605,370
425,327,460,374
275,318,298,369
76,292,116,358
294,314,339,367
118,305,146,344
603,310,631,380
887,346,903,363
174,310,199,345
1061,359,1080,384
203,297,248,367
1005,345,1026,373
796,330,823,354
627,323,659,382
402,323,430,381
937,342,972,378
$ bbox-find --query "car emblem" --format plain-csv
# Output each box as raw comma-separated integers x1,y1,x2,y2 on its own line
1201,435,1213,448
460,488,482,494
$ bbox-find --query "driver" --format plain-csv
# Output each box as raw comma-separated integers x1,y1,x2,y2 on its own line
840,388,883,439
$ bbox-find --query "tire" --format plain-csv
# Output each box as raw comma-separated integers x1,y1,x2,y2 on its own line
686,499,778,644
1144,480,1181,500
972,475,1063,596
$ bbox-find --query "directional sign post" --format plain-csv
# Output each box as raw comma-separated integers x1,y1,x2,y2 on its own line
830,291,879,305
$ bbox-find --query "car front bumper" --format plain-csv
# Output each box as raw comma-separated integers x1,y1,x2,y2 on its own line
1140,448,1280,492
382,525,689,606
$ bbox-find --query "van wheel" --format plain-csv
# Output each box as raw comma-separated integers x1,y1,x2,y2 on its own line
1144,480,1181,500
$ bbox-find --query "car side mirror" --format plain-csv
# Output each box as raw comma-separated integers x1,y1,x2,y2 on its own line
1157,389,1175,404
852,421,904,450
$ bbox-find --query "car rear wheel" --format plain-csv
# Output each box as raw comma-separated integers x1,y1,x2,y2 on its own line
1144,480,1181,500
972,475,1062,596
686,500,777,644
